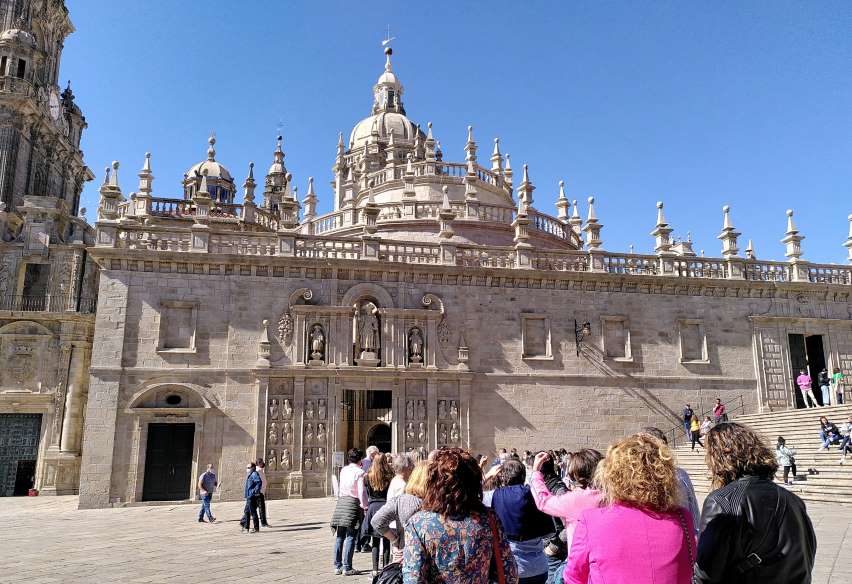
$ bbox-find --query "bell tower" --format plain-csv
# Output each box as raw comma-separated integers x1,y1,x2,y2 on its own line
0,0,91,217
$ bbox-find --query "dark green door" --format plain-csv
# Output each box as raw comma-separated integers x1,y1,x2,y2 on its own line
142,423,195,501
0,414,42,496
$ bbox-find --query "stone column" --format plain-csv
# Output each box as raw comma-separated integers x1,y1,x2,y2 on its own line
427,378,438,450
290,376,306,498
459,379,472,448
60,343,89,454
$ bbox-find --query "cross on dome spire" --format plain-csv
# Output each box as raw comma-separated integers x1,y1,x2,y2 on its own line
207,134,216,161
372,42,405,115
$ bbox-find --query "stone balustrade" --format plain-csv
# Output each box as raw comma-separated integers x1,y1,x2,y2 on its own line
96,222,852,286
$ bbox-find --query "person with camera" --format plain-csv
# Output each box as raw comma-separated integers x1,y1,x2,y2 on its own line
529,450,603,584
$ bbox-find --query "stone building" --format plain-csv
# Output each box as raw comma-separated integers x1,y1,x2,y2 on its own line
1,2,851,508
0,0,96,497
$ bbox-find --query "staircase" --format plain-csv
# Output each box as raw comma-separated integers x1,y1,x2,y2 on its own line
674,403,852,506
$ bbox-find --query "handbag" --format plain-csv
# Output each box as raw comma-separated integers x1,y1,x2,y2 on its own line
488,512,507,584
372,562,402,584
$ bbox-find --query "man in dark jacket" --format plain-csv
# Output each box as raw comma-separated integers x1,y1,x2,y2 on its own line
695,422,816,583
241,462,263,533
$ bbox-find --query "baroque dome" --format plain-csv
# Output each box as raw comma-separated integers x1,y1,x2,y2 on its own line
185,135,232,181
349,111,422,149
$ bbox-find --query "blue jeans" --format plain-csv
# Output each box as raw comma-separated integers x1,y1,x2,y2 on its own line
334,526,358,571
198,493,213,520
546,557,565,584
820,431,840,448
820,385,831,406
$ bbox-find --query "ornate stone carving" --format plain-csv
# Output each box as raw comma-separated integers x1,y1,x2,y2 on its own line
450,422,460,443
316,448,326,470
267,449,277,471
318,399,327,420
283,399,293,419
305,400,315,419
304,423,314,444
406,400,414,420
438,400,447,420
417,422,426,443
355,301,380,365
449,400,458,420
281,448,292,471
268,422,278,445
268,398,279,420
308,324,325,364
416,400,426,421
277,311,293,344
282,422,293,444
439,423,448,444
405,422,415,442
317,423,326,443
408,327,424,365
304,450,314,471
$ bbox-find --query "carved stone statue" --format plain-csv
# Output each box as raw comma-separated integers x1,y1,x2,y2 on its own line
408,327,423,364
309,324,325,362
282,422,293,444
439,423,448,444
269,398,279,420
405,422,415,441
283,398,293,419
305,400,315,419
304,451,313,472
438,400,447,420
450,422,460,443
281,448,291,471
304,423,314,443
418,422,426,443
316,448,326,469
416,400,426,421
267,449,277,471
317,423,326,443
268,422,278,445
318,399,327,419
406,400,414,420
356,302,380,362
449,400,458,420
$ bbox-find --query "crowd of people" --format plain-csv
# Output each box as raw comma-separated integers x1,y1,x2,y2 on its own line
797,367,845,407
817,414,852,464
322,422,816,584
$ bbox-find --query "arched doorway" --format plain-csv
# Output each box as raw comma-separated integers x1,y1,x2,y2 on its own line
366,423,392,454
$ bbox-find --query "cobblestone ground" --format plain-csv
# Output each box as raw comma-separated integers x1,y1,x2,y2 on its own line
0,496,850,583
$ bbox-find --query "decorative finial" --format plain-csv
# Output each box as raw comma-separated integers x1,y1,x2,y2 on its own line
276,134,283,151
307,176,315,196
143,152,151,171
207,134,216,161
629,244,634,254
785,209,796,234
467,125,474,143
655,201,666,226
571,199,580,219
522,164,530,184
199,167,209,193
109,161,120,187
248,161,255,179
426,121,433,140
587,196,596,221
745,239,755,259
844,215,852,264
442,185,451,211
102,166,110,185
558,180,566,200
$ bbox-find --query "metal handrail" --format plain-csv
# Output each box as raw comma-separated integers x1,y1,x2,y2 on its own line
665,393,747,449
0,295,97,314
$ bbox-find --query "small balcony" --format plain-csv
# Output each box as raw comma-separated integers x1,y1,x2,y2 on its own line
0,295,97,314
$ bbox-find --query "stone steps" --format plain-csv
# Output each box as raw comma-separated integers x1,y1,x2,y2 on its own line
674,403,852,506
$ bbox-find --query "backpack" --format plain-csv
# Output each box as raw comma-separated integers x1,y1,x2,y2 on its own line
372,562,402,584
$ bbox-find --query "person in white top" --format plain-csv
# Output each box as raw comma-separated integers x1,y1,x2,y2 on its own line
256,458,269,527
331,448,369,575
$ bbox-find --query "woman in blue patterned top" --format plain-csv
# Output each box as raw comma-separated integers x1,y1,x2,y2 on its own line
403,448,518,584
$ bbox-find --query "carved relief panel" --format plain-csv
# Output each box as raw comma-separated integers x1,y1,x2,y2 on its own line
303,378,329,473
266,379,294,473
0,321,52,390
404,379,427,452
438,381,460,447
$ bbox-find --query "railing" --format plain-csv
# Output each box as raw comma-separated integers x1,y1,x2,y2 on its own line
673,258,727,279
665,394,747,449
379,242,441,264
744,261,789,282
457,246,516,268
531,251,589,272
0,295,97,314
314,212,345,235
150,197,193,217
252,206,280,231
294,237,361,260
0,75,36,97
808,265,851,285
118,228,192,251
209,234,277,256
603,253,659,275
211,203,242,218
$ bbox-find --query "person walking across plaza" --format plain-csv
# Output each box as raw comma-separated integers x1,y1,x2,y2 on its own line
694,423,816,583
256,458,269,527
241,462,262,533
403,448,518,583
818,368,832,406
775,436,797,485
712,398,727,423
563,433,695,584
197,463,218,523
690,415,704,450
682,404,694,441
797,369,819,408
833,367,845,405
330,448,368,576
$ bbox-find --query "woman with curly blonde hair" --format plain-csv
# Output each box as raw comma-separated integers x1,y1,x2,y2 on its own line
694,423,816,584
564,433,694,584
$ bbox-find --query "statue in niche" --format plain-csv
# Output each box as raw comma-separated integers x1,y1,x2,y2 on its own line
408,327,424,364
316,448,326,469
282,422,293,444
405,422,416,442
268,422,278,445
304,423,314,443
416,400,426,421
309,324,325,362
450,422,460,443
418,422,426,444
438,400,447,420
267,450,277,471
304,451,313,471
318,399,327,420
281,448,291,471
406,400,414,420
305,400,315,419
449,400,458,420
317,423,327,443
439,423,448,444
357,301,380,358
269,398,279,420
282,399,293,419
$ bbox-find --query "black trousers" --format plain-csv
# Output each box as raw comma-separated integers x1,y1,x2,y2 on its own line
257,493,268,526
691,431,703,450
783,464,797,482
242,495,260,530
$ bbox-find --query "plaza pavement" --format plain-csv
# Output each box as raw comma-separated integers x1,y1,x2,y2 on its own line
0,495,849,583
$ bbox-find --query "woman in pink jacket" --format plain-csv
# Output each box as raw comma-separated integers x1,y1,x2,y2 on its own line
564,433,695,584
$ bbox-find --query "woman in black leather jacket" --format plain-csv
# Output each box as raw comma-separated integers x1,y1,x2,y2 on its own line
694,423,817,584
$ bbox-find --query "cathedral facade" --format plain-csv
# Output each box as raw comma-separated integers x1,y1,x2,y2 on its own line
1,2,851,507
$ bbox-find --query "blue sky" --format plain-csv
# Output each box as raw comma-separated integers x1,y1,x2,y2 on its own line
63,1,851,263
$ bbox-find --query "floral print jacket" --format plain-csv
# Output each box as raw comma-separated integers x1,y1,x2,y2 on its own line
403,508,519,584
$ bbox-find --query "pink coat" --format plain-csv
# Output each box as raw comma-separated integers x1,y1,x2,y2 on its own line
564,503,694,584
529,471,602,555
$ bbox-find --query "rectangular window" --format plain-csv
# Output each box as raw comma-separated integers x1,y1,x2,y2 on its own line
602,316,632,361
679,319,708,363
15,58,25,79
0,56,7,76
521,314,552,359
157,301,198,352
